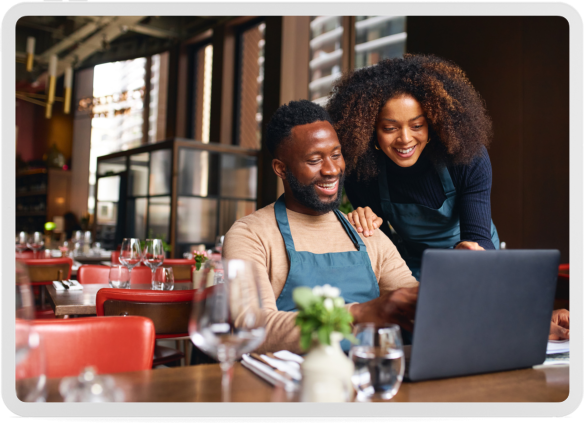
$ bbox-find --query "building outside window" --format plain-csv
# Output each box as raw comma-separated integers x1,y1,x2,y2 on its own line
309,16,343,106
354,16,407,69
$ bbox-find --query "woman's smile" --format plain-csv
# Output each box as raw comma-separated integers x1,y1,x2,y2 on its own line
376,94,429,167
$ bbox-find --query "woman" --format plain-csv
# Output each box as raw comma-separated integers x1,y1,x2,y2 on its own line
327,54,499,279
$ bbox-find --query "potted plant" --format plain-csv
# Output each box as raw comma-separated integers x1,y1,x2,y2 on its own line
293,285,356,402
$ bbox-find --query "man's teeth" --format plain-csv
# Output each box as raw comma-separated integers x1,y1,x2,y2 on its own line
397,146,415,154
316,181,337,189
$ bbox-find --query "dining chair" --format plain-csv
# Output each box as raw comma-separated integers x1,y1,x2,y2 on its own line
161,259,198,282
77,264,152,285
95,288,195,367
111,251,121,265
17,257,74,319
16,316,155,379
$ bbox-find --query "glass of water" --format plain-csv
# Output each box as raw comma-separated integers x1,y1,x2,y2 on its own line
108,265,130,289
349,323,405,401
152,267,174,291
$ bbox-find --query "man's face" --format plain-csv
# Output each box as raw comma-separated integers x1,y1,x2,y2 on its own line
277,121,345,213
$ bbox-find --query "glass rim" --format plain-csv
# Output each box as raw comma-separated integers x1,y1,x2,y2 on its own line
353,322,401,332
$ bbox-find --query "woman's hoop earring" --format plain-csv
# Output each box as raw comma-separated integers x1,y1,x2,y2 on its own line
375,144,380,150
426,137,431,144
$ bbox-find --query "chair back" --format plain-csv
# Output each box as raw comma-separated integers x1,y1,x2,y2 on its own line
17,258,73,285
16,316,155,379
96,289,195,338
77,265,152,285
162,259,197,282
111,251,121,265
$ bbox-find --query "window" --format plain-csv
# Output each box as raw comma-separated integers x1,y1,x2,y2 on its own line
309,16,343,106
187,43,213,143
354,16,406,69
234,20,265,150
87,54,167,214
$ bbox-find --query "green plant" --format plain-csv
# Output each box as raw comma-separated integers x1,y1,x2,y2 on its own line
140,230,172,253
192,252,208,271
293,285,356,351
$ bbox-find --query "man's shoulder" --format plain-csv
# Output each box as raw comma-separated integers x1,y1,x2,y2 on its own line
226,203,277,237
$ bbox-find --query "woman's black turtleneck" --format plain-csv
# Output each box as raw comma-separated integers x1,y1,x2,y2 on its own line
344,146,496,250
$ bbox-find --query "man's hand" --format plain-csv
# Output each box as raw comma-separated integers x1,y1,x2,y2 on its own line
549,309,569,340
347,207,384,237
455,241,485,251
351,287,418,331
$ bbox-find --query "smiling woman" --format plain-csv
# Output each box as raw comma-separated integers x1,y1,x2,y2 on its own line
327,54,499,279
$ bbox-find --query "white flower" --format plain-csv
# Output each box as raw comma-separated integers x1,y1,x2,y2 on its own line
312,286,324,297
333,297,345,308
323,298,334,311
322,284,340,298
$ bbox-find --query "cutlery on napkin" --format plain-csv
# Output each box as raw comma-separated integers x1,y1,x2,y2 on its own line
52,280,84,291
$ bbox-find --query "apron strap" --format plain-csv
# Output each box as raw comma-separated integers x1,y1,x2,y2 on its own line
275,195,296,252
437,166,456,197
334,209,365,251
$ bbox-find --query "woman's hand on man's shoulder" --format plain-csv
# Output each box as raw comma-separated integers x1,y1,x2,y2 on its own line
347,206,383,237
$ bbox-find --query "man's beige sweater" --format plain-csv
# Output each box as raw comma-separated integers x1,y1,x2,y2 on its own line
223,203,418,354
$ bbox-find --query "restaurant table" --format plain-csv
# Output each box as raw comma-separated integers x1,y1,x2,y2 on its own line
34,362,568,402
46,282,193,317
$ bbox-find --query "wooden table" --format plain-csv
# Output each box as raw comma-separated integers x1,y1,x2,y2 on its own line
46,282,193,317
36,362,568,402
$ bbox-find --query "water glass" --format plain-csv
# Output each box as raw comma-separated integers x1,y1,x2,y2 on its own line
152,267,174,291
214,235,224,254
15,325,47,402
108,265,130,289
349,323,405,401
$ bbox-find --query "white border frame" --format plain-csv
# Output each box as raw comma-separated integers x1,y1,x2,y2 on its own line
2,1,582,418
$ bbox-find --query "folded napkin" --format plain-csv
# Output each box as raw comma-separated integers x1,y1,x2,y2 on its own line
52,280,83,291
241,350,304,392
547,340,569,354
241,354,298,392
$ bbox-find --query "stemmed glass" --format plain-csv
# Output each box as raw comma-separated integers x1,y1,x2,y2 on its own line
189,259,265,401
16,232,28,253
142,239,164,283
119,238,142,282
16,261,47,402
26,232,44,258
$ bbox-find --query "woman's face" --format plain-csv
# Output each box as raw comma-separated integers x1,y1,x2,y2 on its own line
376,94,429,167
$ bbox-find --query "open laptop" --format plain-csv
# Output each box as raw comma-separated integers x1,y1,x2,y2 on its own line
406,249,560,382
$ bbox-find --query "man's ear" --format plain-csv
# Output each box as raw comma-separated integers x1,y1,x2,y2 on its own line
272,158,286,180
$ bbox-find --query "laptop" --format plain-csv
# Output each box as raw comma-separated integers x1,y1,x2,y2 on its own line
406,249,560,382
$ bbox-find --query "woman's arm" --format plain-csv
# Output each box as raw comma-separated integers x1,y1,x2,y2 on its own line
455,147,496,250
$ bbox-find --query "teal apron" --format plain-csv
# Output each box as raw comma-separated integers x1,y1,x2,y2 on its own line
378,156,500,280
274,195,380,350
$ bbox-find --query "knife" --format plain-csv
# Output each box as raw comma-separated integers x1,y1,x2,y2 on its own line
58,270,69,290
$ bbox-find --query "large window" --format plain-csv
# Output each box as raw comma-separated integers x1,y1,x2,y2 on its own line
234,20,265,150
308,16,407,105
87,54,167,213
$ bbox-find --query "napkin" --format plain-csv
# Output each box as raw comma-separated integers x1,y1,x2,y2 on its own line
546,340,569,354
52,280,84,291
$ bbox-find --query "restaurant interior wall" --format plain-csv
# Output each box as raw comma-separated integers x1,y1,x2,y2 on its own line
406,16,569,262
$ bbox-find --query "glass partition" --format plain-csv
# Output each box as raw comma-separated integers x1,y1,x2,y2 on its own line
129,152,149,196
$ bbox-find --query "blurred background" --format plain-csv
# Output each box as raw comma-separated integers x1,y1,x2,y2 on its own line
14,15,568,262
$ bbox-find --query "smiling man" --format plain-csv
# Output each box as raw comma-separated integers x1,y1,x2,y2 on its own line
222,100,419,354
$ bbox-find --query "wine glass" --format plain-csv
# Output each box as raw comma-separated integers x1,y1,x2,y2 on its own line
189,259,265,401
16,232,28,253
119,238,142,280
142,239,164,282
214,235,225,254
27,232,44,258
15,261,47,402
349,323,405,401
152,267,174,291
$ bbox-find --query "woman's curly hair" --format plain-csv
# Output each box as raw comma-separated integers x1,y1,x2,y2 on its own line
327,54,493,180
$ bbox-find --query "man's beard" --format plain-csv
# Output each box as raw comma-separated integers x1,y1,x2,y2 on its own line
285,170,345,213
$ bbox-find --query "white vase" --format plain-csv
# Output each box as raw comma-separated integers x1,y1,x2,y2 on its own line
300,332,354,402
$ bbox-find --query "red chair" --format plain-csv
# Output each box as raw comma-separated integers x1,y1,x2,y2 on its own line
16,251,35,259
163,259,197,282
17,258,73,319
96,288,195,366
77,265,152,285
111,251,121,265
16,316,155,379
555,264,569,310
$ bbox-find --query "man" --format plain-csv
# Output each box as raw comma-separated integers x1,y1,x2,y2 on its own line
223,100,419,354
